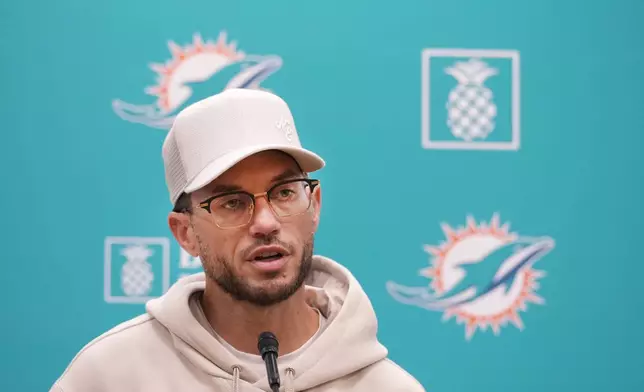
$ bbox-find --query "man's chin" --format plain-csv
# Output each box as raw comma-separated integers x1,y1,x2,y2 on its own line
238,279,303,307
248,272,302,293
208,246,312,307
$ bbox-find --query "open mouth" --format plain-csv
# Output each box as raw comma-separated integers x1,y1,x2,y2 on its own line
247,245,289,272
250,251,288,273
253,252,284,262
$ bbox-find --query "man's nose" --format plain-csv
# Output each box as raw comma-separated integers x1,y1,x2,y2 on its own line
248,197,280,238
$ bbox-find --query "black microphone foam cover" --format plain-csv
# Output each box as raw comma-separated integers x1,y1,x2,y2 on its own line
258,331,279,359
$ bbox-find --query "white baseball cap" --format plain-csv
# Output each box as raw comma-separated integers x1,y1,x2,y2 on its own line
162,88,325,206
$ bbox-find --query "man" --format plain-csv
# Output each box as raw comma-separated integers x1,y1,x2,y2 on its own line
51,89,425,391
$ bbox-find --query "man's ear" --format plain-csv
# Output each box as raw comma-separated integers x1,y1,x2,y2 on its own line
311,183,322,231
168,212,200,257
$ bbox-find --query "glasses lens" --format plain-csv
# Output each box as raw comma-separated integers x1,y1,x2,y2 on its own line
210,193,253,227
268,180,313,216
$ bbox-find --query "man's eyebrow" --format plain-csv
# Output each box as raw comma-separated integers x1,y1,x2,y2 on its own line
207,168,305,195
270,168,305,183
209,184,243,195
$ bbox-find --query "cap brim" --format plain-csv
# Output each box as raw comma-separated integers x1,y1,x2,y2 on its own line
184,144,325,194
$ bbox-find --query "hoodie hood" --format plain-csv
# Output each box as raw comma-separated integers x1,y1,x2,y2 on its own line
146,255,388,391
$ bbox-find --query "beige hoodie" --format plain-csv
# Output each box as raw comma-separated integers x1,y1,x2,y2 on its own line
50,256,425,392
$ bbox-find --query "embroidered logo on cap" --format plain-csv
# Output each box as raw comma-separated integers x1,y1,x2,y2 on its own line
276,118,294,142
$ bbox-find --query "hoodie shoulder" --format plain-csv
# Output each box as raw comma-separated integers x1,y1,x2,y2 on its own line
320,356,425,392
354,358,426,392
382,358,427,391
51,313,172,391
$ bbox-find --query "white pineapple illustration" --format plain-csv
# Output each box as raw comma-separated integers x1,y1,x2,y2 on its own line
445,58,498,141
120,244,155,297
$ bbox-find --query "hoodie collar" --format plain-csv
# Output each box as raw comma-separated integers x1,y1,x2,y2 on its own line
146,255,388,390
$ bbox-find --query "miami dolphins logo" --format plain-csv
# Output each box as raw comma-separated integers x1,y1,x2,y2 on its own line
112,31,282,129
386,213,555,340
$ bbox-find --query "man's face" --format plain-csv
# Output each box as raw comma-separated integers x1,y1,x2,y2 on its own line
182,151,321,307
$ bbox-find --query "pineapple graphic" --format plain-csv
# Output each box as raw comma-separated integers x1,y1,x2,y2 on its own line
120,244,155,297
445,58,498,142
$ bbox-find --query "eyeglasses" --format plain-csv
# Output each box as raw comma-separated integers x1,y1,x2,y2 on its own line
196,178,319,229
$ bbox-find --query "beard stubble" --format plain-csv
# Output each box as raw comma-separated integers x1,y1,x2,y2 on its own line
197,233,314,307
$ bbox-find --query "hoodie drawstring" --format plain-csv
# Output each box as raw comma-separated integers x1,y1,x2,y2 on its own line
232,366,240,392
285,368,295,392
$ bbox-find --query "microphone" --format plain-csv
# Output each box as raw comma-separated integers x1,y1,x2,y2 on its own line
258,331,281,392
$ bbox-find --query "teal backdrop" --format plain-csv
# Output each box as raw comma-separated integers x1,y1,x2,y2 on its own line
1,0,643,390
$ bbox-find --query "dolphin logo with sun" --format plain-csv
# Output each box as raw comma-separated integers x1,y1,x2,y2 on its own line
386,213,556,340
112,31,283,129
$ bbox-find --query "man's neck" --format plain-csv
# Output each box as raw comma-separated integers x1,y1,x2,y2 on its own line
201,282,320,356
